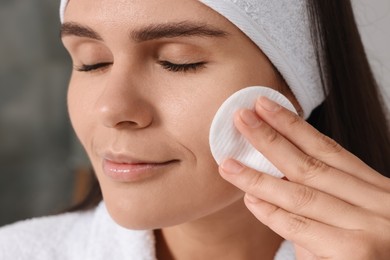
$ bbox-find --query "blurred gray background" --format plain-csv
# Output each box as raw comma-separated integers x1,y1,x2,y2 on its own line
0,0,89,227
0,0,389,227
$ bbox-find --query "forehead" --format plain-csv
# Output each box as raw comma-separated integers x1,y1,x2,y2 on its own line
64,0,231,29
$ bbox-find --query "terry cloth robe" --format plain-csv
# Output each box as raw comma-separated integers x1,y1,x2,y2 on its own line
0,202,295,259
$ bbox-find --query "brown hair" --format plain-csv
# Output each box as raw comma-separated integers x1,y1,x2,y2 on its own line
306,0,390,175
66,0,390,212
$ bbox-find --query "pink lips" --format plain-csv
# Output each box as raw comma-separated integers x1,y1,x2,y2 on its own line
102,157,177,182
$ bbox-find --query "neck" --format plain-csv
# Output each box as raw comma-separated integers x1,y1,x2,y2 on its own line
155,198,283,260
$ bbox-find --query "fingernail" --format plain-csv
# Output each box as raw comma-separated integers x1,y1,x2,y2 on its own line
240,109,261,128
258,96,281,112
245,193,261,204
221,159,244,174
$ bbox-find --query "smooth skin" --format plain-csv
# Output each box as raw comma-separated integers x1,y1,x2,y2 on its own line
220,97,390,259
61,0,390,259
62,0,290,259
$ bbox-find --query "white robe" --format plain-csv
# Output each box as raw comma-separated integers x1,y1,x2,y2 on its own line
0,202,295,259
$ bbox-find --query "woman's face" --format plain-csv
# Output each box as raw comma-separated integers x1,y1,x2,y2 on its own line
62,0,299,229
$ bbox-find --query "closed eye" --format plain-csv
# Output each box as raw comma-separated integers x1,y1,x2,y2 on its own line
74,61,206,73
159,61,206,73
74,62,112,72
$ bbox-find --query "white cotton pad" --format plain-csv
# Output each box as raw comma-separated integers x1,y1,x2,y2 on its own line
209,86,298,178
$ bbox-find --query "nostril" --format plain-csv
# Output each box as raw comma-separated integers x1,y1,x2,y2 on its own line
115,120,139,128
99,105,154,129
95,89,154,129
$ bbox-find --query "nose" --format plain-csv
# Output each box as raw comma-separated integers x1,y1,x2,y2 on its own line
95,68,154,129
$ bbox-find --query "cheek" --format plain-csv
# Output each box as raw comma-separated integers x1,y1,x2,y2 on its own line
67,81,83,141
67,77,98,149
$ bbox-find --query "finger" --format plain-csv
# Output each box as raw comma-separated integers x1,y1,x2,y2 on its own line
243,194,353,259
219,160,368,229
234,109,390,212
254,96,389,190
294,244,317,260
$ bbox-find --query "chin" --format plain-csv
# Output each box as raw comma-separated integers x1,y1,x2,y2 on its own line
104,201,192,230
101,191,187,230
103,193,245,231
98,171,245,230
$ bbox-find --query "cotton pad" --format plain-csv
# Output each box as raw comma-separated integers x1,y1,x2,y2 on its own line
209,86,298,178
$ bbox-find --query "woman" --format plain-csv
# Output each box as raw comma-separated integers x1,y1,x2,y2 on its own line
1,0,389,259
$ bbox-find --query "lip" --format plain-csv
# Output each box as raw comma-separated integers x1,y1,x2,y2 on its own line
101,153,179,182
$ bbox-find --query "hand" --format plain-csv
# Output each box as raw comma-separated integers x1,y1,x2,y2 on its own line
219,96,390,259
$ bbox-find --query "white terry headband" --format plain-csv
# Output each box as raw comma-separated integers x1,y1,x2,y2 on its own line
60,0,325,119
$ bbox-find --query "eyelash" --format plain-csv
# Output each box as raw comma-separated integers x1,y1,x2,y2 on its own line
158,61,206,73
74,61,206,73
74,63,111,72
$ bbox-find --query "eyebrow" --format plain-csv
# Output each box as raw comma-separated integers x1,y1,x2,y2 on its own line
60,21,229,42
60,22,102,40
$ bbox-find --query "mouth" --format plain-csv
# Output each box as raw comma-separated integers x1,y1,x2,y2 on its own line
101,153,180,182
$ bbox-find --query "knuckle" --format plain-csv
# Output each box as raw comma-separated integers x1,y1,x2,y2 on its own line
286,112,302,128
299,155,328,179
262,205,281,221
317,133,343,155
285,214,309,235
291,186,316,210
262,126,279,144
248,172,267,194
